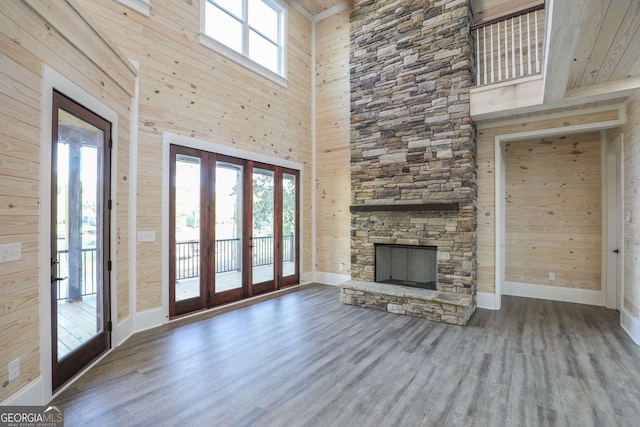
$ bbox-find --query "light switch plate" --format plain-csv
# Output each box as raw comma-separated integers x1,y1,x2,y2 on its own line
0,243,21,263
137,231,156,242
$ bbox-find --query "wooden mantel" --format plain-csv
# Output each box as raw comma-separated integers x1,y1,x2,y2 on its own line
349,202,460,213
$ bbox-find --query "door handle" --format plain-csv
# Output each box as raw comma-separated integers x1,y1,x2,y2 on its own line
51,275,68,283
613,249,620,254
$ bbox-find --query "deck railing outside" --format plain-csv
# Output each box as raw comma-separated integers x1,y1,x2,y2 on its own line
176,234,296,279
57,234,295,300
472,5,545,87
56,248,97,301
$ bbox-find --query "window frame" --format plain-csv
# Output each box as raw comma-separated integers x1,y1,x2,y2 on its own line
199,0,288,87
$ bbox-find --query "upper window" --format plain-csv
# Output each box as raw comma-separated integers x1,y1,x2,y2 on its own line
201,0,287,85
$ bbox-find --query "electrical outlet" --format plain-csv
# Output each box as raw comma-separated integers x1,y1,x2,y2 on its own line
0,243,21,263
339,263,345,272
8,358,19,382
626,211,632,222
549,272,555,281
137,231,156,242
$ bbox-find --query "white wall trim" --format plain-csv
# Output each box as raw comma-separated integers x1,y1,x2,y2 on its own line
117,0,151,16
494,113,627,309
134,307,167,333
0,378,43,406
314,271,351,286
301,271,315,284
38,64,120,405
112,315,133,348
621,309,640,346
477,104,626,130
129,60,140,332
504,281,604,306
310,19,317,282
476,292,499,310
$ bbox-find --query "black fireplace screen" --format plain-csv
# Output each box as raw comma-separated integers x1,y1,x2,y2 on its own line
375,244,437,290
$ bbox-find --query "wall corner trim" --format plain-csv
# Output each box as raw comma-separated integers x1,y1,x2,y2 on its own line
476,292,500,310
621,309,640,346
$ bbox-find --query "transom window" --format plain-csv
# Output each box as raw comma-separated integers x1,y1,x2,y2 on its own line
202,0,286,83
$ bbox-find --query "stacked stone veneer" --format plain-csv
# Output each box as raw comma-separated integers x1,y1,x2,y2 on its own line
345,0,477,324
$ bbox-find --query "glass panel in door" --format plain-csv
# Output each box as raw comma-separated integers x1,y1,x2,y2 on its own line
55,109,104,359
282,172,296,278
174,154,202,301
252,168,275,285
215,162,244,292
51,91,110,391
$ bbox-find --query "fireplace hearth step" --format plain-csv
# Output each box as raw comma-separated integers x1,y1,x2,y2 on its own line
339,280,475,325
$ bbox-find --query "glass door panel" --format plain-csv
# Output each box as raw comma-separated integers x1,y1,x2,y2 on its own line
174,154,202,301
55,109,104,359
252,168,275,285
215,162,244,293
282,172,297,278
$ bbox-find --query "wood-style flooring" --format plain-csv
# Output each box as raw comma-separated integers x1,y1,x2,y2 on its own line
52,284,640,426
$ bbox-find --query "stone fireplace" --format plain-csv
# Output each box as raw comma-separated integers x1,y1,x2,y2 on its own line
339,0,477,325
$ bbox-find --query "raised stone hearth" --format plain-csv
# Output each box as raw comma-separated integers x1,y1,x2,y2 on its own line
340,280,474,325
345,0,477,324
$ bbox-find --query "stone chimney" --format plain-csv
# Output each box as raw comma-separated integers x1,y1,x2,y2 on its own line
347,0,477,324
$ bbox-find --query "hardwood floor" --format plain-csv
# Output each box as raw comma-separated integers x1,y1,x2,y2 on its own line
52,284,640,426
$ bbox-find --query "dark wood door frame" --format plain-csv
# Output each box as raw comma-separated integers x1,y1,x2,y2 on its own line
51,90,111,391
169,146,300,318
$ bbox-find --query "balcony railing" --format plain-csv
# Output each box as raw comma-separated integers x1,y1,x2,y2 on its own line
472,5,545,87
57,234,296,300
176,234,296,279
56,248,97,301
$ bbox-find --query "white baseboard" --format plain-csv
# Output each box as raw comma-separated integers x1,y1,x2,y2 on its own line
503,281,604,306
1,378,44,406
476,292,500,310
313,271,351,286
113,315,133,348
300,271,315,284
621,309,640,346
134,307,166,333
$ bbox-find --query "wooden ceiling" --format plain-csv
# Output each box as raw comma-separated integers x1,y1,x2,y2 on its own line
291,0,352,17
567,0,640,90
545,0,640,102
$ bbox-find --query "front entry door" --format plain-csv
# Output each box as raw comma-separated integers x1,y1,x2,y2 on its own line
51,91,111,391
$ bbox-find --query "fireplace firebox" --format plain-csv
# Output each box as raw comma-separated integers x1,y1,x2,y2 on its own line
375,244,437,290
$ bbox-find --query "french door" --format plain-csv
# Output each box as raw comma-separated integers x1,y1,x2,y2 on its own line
169,146,299,317
51,91,111,391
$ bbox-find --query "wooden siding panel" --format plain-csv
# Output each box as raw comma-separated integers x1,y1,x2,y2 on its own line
504,133,602,290
315,11,350,275
76,0,312,308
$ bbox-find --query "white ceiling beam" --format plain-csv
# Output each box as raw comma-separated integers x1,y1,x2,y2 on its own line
542,0,591,102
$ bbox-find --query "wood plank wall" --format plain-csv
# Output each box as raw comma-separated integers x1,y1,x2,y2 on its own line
476,107,620,295
610,94,640,319
0,0,134,402
314,10,351,275
504,132,601,290
75,0,313,310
